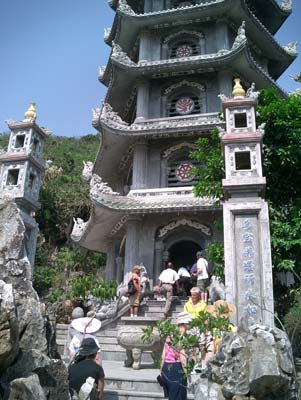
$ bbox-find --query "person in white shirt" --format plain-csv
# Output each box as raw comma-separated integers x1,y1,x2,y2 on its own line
196,251,209,302
177,266,191,297
158,262,180,319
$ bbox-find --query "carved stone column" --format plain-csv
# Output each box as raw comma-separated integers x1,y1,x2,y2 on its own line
154,241,164,284
116,256,124,283
132,141,148,189
139,31,150,61
135,82,149,121
105,240,118,280
215,18,230,50
218,70,232,98
124,217,142,282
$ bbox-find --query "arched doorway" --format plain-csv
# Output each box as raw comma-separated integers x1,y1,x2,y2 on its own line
168,240,201,269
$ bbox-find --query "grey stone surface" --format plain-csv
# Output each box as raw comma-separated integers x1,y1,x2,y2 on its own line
204,325,296,400
0,196,24,261
0,280,19,374
34,360,70,400
8,374,47,400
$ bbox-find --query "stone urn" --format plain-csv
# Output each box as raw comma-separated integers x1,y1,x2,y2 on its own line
117,326,162,369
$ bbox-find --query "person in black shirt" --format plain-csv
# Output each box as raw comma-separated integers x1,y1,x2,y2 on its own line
68,337,105,400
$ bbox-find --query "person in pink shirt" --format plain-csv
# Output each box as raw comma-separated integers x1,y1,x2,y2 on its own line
160,311,192,400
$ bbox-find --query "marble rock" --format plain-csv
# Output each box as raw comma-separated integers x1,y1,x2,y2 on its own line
0,280,19,374
34,360,70,400
205,325,296,400
8,374,47,400
0,196,24,261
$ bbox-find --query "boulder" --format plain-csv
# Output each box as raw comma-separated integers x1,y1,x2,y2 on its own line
0,197,24,262
202,325,297,400
0,281,19,374
2,349,50,384
8,374,46,400
35,360,70,400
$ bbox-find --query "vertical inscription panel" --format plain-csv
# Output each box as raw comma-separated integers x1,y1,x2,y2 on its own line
234,214,263,326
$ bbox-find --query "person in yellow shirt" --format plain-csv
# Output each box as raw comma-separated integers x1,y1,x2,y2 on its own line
184,287,207,317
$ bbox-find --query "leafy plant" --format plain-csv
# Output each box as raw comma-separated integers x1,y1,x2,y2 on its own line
206,242,224,279
66,273,118,301
143,309,232,376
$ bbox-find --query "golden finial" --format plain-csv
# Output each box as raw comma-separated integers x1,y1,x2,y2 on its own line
24,102,37,120
232,78,245,99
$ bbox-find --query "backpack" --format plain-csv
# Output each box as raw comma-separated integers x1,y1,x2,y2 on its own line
128,279,137,295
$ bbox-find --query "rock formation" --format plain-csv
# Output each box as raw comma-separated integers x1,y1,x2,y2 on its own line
191,324,297,400
0,196,70,399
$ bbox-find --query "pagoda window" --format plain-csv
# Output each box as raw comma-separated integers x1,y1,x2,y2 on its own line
168,93,201,117
162,81,206,117
163,31,205,60
235,151,251,171
15,134,26,148
234,112,247,128
6,169,19,186
165,148,199,187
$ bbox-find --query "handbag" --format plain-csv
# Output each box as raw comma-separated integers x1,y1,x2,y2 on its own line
156,374,163,387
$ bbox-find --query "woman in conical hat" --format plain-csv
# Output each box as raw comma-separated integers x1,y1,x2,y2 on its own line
206,300,236,318
69,316,102,363
206,300,237,355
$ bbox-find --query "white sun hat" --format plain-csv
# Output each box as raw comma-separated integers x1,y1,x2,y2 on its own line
176,311,193,325
71,317,101,334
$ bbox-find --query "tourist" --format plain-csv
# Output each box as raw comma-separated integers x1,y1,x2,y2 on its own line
68,337,105,400
207,300,237,354
158,262,180,318
128,265,141,318
184,287,207,317
195,251,209,302
177,266,191,297
160,311,192,400
66,307,85,354
69,317,102,364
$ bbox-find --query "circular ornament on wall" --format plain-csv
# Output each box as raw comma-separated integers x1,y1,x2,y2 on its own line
175,97,195,115
176,45,193,58
176,162,194,182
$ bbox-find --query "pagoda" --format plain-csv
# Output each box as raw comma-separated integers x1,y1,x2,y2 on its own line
71,0,296,285
0,103,50,267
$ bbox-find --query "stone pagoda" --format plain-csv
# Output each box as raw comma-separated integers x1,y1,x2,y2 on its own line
0,103,50,267
72,0,296,285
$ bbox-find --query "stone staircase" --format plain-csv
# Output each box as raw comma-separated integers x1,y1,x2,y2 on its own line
56,298,186,362
56,298,190,399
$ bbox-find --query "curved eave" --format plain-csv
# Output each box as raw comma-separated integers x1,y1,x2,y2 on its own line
107,40,287,97
249,0,291,35
71,205,122,252
72,194,221,252
110,0,295,77
93,112,222,182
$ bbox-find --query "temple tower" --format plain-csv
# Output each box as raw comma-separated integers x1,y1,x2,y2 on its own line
0,103,50,266
220,79,274,327
72,0,296,284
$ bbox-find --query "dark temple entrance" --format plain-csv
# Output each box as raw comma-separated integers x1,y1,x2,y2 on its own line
169,240,201,270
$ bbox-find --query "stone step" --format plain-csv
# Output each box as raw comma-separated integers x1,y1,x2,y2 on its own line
105,377,161,393
104,389,194,400
100,336,118,345
102,351,153,364
120,316,163,324
98,329,119,337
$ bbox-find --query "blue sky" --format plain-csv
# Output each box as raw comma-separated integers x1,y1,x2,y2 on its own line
0,0,300,137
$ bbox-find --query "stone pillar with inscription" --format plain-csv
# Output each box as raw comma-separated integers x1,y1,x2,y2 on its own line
220,79,274,328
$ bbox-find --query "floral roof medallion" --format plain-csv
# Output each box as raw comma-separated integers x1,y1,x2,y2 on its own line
280,0,292,11
283,41,298,55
